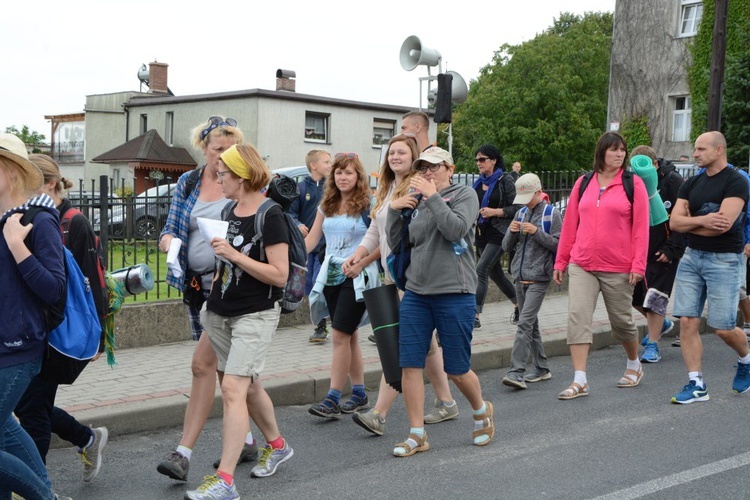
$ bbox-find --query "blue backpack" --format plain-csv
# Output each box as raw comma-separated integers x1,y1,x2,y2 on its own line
517,204,555,233
21,207,102,384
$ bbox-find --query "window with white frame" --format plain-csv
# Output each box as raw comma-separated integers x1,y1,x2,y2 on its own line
671,96,692,142
373,119,396,147
304,112,329,143
679,0,703,37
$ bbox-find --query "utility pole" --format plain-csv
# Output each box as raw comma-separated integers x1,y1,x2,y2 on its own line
707,0,729,131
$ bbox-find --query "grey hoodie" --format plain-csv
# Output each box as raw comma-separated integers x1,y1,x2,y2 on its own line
387,183,479,295
502,201,562,283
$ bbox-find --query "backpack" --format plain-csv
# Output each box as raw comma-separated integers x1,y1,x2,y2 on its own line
222,198,308,314
578,170,634,205
183,168,202,198
517,204,555,233
61,208,108,318
386,196,422,291
21,207,102,385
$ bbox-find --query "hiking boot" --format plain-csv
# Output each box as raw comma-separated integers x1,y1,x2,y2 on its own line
524,369,552,383
641,341,661,363
212,441,259,468
352,408,385,436
79,427,108,482
502,374,527,390
510,306,520,325
309,322,328,343
341,394,370,413
157,450,190,481
671,380,709,404
474,317,482,330
424,398,459,424
732,362,750,394
251,442,294,478
184,474,239,500
671,336,681,347
308,398,341,419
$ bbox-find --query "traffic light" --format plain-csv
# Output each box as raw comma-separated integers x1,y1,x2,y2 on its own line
434,73,453,123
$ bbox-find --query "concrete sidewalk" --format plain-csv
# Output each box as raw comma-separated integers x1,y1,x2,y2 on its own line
53,290,651,441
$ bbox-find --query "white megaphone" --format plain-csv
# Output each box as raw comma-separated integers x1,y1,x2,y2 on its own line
446,71,468,104
399,35,442,71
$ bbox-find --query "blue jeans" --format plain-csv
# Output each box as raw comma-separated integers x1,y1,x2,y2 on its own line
0,357,54,500
672,248,742,330
475,242,517,313
305,251,323,296
399,291,475,375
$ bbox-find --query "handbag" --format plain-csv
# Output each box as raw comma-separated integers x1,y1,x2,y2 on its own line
182,270,207,311
386,196,422,291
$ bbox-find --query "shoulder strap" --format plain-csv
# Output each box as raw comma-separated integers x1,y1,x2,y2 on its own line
60,207,82,247
517,206,528,221
577,171,595,203
20,206,44,226
184,168,202,198
220,200,237,221
252,198,279,260
622,170,634,205
542,204,554,233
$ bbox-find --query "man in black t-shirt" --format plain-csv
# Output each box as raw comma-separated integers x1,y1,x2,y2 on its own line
669,131,750,404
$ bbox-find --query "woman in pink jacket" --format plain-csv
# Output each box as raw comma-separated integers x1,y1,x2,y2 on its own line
553,132,649,400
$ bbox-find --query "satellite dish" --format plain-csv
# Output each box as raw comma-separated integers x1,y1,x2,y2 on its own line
399,36,441,71
446,70,468,104
137,64,149,84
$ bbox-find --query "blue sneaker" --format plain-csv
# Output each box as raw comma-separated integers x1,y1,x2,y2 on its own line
661,318,675,336
732,362,750,394
641,341,661,363
671,381,709,404
640,335,649,347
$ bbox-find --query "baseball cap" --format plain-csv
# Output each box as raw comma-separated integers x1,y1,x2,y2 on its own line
513,173,542,204
412,146,454,170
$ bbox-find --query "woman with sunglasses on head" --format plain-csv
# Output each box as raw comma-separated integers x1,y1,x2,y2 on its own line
387,146,494,457
185,144,293,499
305,153,382,419
0,134,67,499
345,134,459,436
157,117,260,482
472,144,521,329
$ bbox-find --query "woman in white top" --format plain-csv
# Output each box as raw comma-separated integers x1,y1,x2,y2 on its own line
345,134,458,436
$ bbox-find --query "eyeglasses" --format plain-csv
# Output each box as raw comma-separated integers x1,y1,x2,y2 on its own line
200,116,238,141
475,157,491,163
216,170,232,180
416,162,444,174
335,152,359,159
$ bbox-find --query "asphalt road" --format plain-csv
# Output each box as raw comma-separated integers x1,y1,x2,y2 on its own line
47,333,750,500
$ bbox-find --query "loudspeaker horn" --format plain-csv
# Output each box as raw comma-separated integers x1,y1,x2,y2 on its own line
399,35,442,71
446,71,468,104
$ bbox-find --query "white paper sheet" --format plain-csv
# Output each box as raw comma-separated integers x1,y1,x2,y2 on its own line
166,238,183,279
197,217,229,244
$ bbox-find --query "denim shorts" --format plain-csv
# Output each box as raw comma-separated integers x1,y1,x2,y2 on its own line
399,291,475,375
672,248,742,330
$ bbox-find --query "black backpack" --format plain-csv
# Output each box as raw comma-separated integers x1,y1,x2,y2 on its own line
578,170,634,205
222,198,308,314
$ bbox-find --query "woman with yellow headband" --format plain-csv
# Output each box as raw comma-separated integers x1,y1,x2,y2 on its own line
157,118,262,485
185,144,293,499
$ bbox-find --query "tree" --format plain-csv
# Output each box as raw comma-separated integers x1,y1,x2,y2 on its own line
4,125,47,146
451,12,613,175
722,20,750,170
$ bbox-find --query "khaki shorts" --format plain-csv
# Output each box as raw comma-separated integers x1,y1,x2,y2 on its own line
201,303,281,379
567,264,637,344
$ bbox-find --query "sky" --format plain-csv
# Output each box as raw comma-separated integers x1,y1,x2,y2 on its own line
2,0,615,140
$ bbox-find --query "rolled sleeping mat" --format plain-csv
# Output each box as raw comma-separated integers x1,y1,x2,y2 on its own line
362,284,402,393
111,264,155,297
630,155,669,226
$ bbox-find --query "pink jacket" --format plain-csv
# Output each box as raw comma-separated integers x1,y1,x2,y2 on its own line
555,169,649,275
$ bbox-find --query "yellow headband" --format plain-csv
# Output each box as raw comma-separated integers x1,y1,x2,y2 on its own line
220,145,250,179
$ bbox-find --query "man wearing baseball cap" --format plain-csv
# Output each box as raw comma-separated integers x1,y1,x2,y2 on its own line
501,173,562,389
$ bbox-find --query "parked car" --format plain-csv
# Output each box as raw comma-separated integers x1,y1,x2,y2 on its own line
68,190,126,237
133,183,176,239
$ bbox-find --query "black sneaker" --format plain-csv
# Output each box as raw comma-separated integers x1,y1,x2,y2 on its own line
212,441,259,468
368,334,377,343
341,394,370,413
308,398,342,419
309,322,329,343
474,318,482,330
511,306,520,325
157,450,189,481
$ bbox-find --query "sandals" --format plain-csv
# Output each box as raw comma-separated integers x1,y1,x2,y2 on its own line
617,366,644,388
472,401,495,446
558,382,589,400
393,432,430,457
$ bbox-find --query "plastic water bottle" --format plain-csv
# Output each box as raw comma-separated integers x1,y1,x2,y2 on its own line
452,239,468,256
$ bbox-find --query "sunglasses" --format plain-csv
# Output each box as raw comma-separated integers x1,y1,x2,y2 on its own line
475,157,492,163
416,162,444,173
335,152,359,159
200,116,238,141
